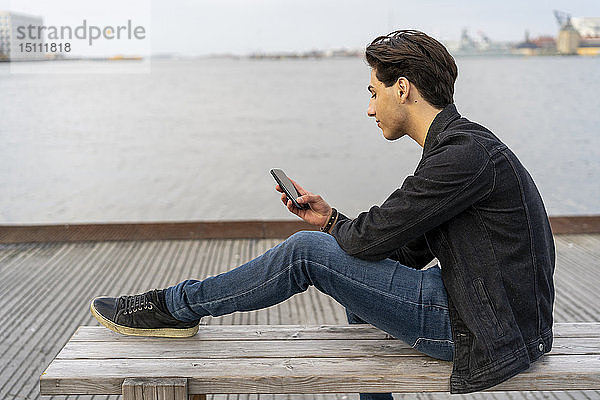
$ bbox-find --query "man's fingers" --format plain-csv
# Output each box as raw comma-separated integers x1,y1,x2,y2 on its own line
287,199,299,214
290,179,308,195
297,193,320,205
275,184,282,192
284,196,299,214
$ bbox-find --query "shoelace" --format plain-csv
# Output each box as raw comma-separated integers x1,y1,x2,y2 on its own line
120,293,154,315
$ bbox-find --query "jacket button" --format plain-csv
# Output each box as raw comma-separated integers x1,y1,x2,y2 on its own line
538,343,544,352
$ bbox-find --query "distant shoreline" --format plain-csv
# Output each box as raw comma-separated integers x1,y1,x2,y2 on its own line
2,49,599,64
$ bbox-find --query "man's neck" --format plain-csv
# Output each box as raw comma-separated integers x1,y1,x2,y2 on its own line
408,104,443,148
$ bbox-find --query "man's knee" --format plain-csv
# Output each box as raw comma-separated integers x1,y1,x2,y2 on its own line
285,230,331,252
282,230,340,290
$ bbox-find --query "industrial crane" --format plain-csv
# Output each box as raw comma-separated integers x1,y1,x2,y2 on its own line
553,10,571,28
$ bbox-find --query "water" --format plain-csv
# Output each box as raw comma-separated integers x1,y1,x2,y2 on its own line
1,56,599,224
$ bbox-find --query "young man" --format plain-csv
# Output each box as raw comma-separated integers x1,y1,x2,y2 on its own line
91,30,555,395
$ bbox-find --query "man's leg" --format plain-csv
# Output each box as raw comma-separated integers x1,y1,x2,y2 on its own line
93,230,453,397
166,230,453,359
165,230,452,400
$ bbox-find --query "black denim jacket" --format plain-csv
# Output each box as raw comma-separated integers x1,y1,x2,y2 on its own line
330,104,555,394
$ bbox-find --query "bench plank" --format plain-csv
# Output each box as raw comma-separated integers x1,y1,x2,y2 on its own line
69,325,396,341
41,355,600,394
68,323,600,341
55,337,600,359
56,339,420,359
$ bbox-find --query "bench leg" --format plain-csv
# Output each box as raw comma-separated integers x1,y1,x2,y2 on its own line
122,378,188,400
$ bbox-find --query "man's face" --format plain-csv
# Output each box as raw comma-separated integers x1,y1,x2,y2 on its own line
367,69,408,141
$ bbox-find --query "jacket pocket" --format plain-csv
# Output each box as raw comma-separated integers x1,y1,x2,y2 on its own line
473,278,505,339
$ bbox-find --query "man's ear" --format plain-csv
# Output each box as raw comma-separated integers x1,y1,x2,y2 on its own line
395,77,410,103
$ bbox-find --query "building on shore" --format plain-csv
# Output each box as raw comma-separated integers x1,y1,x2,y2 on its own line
531,36,557,53
557,18,582,55
513,31,558,56
513,33,538,56
572,17,600,56
0,11,45,61
554,11,600,56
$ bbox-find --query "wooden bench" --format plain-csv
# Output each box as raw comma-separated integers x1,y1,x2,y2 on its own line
40,323,600,400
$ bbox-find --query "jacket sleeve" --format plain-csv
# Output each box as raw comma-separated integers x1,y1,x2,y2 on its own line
329,134,494,261
389,234,435,270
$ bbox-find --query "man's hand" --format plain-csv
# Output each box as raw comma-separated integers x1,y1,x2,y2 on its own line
275,179,332,228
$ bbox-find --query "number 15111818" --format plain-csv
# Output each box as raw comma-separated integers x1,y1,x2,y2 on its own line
19,42,71,53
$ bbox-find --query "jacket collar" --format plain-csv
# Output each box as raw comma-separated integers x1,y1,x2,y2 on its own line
423,103,461,153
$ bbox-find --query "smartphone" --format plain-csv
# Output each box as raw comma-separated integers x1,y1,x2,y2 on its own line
270,168,310,210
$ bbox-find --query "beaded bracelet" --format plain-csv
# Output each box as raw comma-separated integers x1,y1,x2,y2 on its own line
320,208,338,233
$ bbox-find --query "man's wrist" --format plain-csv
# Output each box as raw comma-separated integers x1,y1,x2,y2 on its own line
320,207,338,234
325,212,339,234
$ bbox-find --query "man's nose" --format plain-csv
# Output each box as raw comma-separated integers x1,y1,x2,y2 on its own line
367,100,375,117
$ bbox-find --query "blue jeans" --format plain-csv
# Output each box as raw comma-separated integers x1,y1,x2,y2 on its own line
165,231,454,400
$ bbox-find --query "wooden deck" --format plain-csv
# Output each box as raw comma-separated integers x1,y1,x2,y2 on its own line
1,234,599,400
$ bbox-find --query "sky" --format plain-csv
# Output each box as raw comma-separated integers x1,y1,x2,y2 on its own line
2,0,600,56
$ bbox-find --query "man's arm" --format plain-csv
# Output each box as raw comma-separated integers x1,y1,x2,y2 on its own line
328,134,494,261
324,214,433,269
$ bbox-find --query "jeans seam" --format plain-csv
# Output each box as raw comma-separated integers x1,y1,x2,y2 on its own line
172,260,297,315
307,259,450,311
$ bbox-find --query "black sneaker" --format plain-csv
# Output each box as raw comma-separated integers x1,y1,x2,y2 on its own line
90,289,200,338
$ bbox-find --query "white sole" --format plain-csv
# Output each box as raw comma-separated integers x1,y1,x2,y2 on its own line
90,298,199,338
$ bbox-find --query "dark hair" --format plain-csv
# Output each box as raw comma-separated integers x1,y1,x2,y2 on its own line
366,30,458,109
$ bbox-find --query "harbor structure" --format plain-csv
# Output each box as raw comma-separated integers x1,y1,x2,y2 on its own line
556,19,581,55
0,11,44,61
512,31,557,56
444,29,512,57
572,17,600,56
554,11,600,56
514,31,541,56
